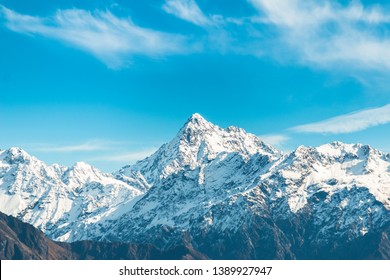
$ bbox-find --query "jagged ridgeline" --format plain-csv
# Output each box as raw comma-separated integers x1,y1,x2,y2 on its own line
1,114,390,259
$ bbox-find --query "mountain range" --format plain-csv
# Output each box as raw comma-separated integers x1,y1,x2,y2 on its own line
1,113,389,259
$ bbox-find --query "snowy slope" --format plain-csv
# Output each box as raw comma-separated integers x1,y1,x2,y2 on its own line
256,142,390,256
117,113,279,186
1,114,390,259
264,142,390,214
100,115,390,259
0,148,147,241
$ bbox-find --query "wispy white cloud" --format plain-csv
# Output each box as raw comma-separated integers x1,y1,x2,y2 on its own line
258,134,289,147
3,1,390,75
161,1,255,54
249,0,390,72
161,0,390,73
162,0,213,27
31,140,124,153
290,104,390,134
92,148,158,163
0,5,193,69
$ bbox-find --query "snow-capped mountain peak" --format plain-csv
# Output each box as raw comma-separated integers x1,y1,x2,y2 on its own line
183,112,211,128
315,141,382,158
0,148,147,242
119,113,280,186
265,141,390,215
0,147,34,164
1,115,390,259
61,161,104,187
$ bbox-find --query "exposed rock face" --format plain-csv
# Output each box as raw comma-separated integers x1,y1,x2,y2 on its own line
0,211,206,260
0,211,73,259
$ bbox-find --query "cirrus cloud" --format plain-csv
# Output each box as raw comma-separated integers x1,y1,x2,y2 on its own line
0,5,195,69
163,0,213,27
249,0,390,72
90,148,158,163
290,103,390,134
258,134,289,147
29,140,127,153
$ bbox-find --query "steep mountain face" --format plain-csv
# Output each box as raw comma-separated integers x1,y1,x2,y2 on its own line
265,142,390,214
105,114,289,258
0,148,148,242
102,115,390,259
105,152,291,258
260,142,390,259
117,113,279,186
1,113,390,259
259,143,390,259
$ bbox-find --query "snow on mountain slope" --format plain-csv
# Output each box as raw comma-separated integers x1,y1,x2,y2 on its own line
1,114,390,259
0,148,147,242
104,114,282,252
263,142,390,214
100,118,390,259
104,152,272,240
117,113,279,186
104,142,390,241
252,141,390,255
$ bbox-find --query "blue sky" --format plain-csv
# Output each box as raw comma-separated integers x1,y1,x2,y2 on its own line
1,0,390,172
